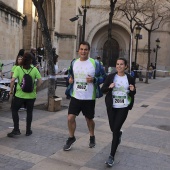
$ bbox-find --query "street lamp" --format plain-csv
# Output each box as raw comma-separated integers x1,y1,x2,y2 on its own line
69,0,90,41
69,16,79,22
153,38,160,79
81,0,91,41
134,25,142,65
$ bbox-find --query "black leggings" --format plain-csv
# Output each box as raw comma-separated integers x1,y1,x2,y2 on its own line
107,107,129,158
12,96,35,131
11,83,26,109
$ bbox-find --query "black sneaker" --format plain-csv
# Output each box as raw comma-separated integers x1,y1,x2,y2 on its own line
7,129,21,137
89,136,95,148
118,130,123,145
63,136,76,151
26,130,32,136
105,155,114,167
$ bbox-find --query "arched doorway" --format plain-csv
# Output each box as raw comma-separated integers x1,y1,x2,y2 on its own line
89,22,130,68
102,38,119,67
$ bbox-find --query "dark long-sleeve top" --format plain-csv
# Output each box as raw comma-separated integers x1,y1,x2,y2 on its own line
101,72,136,114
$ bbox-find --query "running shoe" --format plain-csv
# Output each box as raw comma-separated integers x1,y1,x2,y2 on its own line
63,136,76,151
89,136,95,148
7,129,21,137
26,130,32,136
105,155,114,167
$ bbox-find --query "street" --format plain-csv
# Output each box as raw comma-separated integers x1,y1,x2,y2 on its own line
0,77,170,170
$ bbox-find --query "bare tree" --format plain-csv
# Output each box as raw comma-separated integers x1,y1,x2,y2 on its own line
119,0,167,83
32,0,55,107
133,0,168,83
118,0,145,73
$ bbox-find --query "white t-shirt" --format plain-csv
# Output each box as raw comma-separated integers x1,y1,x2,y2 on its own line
72,58,95,100
112,74,130,108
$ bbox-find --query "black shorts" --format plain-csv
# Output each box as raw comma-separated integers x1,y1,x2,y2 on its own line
68,97,95,119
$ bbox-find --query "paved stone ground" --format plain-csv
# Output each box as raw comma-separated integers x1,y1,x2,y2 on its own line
0,77,170,170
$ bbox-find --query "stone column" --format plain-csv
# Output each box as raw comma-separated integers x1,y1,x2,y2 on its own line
23,1,33,52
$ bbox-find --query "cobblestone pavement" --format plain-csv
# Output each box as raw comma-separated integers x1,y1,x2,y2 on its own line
0,77,170,170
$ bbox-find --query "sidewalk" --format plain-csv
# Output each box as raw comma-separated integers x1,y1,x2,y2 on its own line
0,77,170,170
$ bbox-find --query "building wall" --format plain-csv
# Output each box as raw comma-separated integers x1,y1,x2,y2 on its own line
2,0,24,13
0,0,24,62
1,0,170,75
23,1,34,52
53,0,78,70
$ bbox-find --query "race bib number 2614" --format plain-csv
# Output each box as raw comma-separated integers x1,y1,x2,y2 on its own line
113,95,126,105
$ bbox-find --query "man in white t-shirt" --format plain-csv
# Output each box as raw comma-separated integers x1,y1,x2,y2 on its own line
63,41,106,151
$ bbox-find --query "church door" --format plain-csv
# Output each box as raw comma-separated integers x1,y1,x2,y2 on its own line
102,39,119,67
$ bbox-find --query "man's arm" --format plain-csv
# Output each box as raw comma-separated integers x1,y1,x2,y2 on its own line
67,59,76,82
94,61,106,85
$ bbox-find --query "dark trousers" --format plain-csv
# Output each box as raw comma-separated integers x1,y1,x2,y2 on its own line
11,96,36,131
38,56,42,67
11,83,26,109
107,107,129,158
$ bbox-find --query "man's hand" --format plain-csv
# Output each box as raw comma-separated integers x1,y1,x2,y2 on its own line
69,76,74,84
86,75,94,83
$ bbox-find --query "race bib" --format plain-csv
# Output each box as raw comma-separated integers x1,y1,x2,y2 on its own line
76,82,88,91
113,95,126,106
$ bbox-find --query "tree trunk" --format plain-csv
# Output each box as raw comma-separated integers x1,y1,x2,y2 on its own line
32,0,55,105
106,0,117,71
108,0,117,39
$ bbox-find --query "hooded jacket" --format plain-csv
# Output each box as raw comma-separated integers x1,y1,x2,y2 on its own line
65,58,106,98
101,72,136,114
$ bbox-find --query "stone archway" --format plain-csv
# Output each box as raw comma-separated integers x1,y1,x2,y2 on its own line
90,23,130,67
103,38,119,67
87,20,130,68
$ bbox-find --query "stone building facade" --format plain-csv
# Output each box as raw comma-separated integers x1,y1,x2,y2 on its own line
0,0,170,75
0,0,24,61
